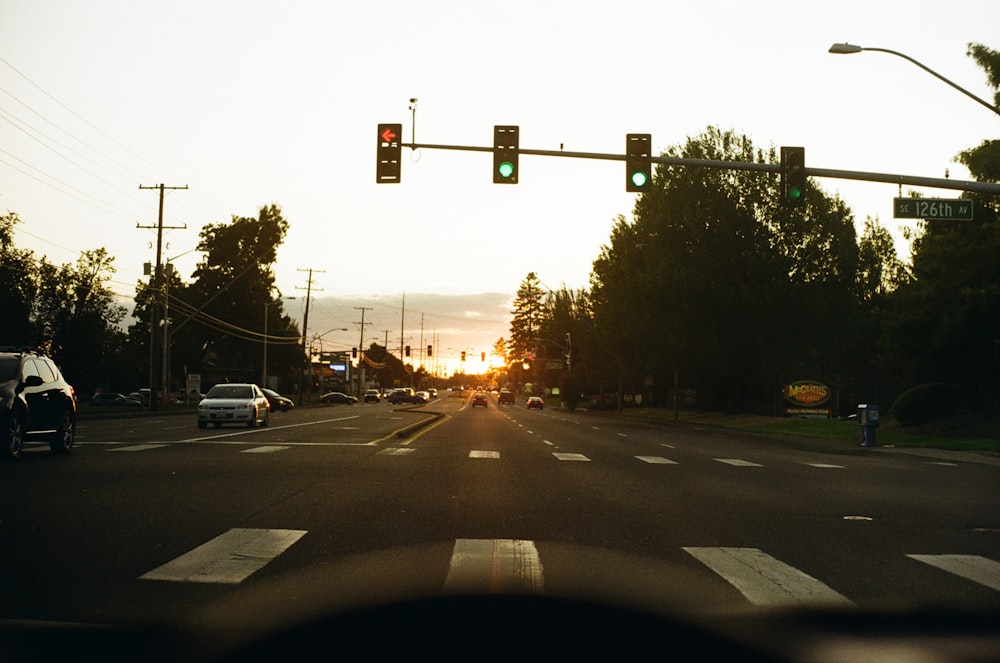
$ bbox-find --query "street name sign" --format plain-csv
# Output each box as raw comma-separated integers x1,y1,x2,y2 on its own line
893,197,973,221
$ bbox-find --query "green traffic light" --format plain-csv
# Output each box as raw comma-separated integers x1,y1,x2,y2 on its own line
630,171,648,188
787,186,802,200
498,161,514,178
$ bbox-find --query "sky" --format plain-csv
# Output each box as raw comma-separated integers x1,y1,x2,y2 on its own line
2,0,998,375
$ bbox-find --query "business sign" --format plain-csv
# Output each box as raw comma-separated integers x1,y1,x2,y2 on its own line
783,380,831,417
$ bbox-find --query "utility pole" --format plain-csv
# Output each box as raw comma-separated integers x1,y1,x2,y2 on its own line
296,268,324,401
353,306,373,395
419,313,425,371
138,183,187,410
399,292,406,360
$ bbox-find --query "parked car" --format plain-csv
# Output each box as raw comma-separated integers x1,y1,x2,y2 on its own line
321,391,358,405
498,389,515,405
0,349,77,458
91,392,140,407
363,389,382,403
197,383,270,429
526,396,544,410
262,388,294,412
471,392,489,408
415,390,431,403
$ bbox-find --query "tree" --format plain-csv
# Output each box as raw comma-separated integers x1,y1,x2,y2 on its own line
876,43,1000,413
507,272,545,362
179,204,297,388
0,212,38,345
591,127,859,412
954,43,1000,182
33,248,127,396
124,204,300,394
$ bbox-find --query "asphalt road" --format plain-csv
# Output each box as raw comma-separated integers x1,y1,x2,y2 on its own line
1,392,998,659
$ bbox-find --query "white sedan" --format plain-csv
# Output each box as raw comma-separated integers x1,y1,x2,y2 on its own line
197,383,270,429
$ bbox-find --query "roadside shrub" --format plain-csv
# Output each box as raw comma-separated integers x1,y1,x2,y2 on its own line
891,383,963,425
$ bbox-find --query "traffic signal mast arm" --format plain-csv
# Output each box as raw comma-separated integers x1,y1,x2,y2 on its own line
395,141,1000,196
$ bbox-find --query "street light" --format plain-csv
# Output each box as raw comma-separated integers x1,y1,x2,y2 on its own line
828,42,1000,116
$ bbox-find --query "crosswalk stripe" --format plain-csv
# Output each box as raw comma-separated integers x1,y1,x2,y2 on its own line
715,458,763,467
140,528,306,584
636,456,677,464
552,452,590,461
444,539,544,594
683,547,853,607
109,444,168,452
907,554,1000,592
243,445,290,454
378,448,416,455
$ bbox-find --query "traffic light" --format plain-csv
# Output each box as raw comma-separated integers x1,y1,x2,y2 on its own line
481,352,486,362
493,125,518,183
352,347,358,358
427,345,433,357
626,133,652,192
376,123,402,183
780,146,805,204
461,351,466,361
405,345,411,357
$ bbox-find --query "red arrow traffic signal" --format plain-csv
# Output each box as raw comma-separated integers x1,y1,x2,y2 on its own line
376,123,402,184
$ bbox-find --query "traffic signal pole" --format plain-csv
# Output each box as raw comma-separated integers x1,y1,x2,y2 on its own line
398,140,1000,196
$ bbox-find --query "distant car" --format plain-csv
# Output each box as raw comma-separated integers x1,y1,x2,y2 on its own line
386,389,424,405
91,392,140,407
471,392,489,408
0,349,77,458
415,390,431,403
426,388,438,399
261,388,294,412
321,391,358,405
498,389,514,405
363,389,382,403
526,396,544,410
197,383,269,429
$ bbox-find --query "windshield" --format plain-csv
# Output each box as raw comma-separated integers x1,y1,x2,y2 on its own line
205,385,253,400
1,2,998,661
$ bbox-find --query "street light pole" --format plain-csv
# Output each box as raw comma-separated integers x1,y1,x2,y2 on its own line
828,42,1000,116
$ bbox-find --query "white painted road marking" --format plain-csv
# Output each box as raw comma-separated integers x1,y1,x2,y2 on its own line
469,450,500,459
715,458,763,467
444,539,544,594
908,554,1000,592
109,444,168,452
242,445,290,454
683,547,853,607
140,528,306,584
552,452,590,462
636,456,678,464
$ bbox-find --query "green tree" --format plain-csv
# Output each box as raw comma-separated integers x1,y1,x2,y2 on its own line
507,272,545,362
33,248,127,396
164,204,298,390
0,212,38,345
954,43,1000,182
877,43,1000,413
591,127,859,412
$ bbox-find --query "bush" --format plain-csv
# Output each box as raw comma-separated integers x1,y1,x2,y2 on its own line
891,383,963,425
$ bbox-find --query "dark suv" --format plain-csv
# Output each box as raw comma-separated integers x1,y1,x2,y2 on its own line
0,350,77,459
